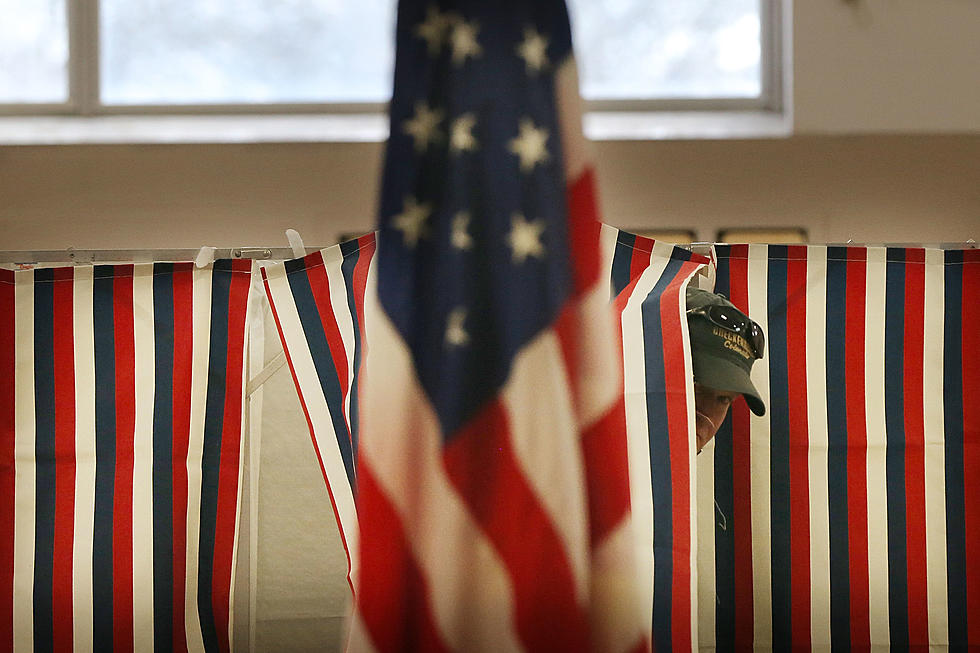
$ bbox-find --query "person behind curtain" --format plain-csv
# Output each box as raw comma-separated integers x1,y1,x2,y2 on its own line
686,287,767,453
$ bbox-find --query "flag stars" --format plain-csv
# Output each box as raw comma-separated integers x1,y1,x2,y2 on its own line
508,118,550,172
508,213,546,264
516,27,550,74
392,196,431,248
450,113,478,153
451,212,474,251
445,307,470,348
415,6,450,56
450,17,482,66
403,102,443,153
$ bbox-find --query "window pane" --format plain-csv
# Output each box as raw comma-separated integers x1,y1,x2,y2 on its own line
100,0,763,106
568,0,762,100
0,0,68,103
101,0,397,105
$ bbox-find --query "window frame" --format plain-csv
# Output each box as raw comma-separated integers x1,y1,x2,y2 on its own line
0,0,784,130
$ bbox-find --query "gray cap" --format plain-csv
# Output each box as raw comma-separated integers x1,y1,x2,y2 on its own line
686,287,766,416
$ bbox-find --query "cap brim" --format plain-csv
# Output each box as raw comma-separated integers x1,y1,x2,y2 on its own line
691,350,767,416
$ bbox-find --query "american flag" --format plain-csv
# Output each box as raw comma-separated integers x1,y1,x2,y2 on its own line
0,261,252,653
351,0,646,650
697,244,980,650
262,229,715,652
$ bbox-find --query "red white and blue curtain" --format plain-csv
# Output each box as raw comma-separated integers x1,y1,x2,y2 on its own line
698,244,980,650
0,260,252,653
260,236,376,597
605,225,709,652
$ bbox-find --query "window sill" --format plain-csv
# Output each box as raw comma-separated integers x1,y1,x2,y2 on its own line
0,110,791,146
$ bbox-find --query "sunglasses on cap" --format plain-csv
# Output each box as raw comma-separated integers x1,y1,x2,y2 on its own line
687,304,766,360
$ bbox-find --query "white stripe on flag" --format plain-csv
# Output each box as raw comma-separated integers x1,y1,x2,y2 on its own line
359,275,522,653
747,244,773,648
804,246,832,648
864,247,891,644
184,266,212,653
554,59,588,183
132,263,156,651
262,262,359,575
72,266,96,653
922,248,949,646
502,331,589,599
322,246,358,431
13,270,36,653
575,264,626,429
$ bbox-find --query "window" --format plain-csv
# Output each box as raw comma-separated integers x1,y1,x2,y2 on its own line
0,0,68,103
1,0,780,121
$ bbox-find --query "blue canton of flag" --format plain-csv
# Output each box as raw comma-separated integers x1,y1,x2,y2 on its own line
378,0,575,437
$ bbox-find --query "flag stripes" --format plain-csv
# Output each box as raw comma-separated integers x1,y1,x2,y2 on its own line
0,260,251,653
264,224,705,651
700,244,980,650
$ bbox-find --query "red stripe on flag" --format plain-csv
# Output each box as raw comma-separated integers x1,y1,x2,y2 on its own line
661,262,699,652
902,249,929,646
443,398,590,653
0,270,14,651
727,246,755,650
113,267,136,653
356,463,451,653
171,263,194,653
211,259,251,653
960,251,980,645
786,247,812,647
52,267,76,651
582,395,630,546
565,168,601,296
306,253,352,412
844,250,871,648
551,298,631,547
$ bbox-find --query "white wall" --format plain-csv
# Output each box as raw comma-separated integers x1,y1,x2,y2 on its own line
792,0,980,133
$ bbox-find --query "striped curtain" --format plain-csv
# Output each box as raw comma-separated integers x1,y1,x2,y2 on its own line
259,234,376,597
1,260,253,653
605,225,708,652
698,244,980,650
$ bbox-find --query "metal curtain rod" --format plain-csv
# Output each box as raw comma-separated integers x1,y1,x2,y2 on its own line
2,239,976,266
688,241,977,254
0,246,327,266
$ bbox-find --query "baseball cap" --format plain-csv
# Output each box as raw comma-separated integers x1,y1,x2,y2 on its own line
686,287,766,416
